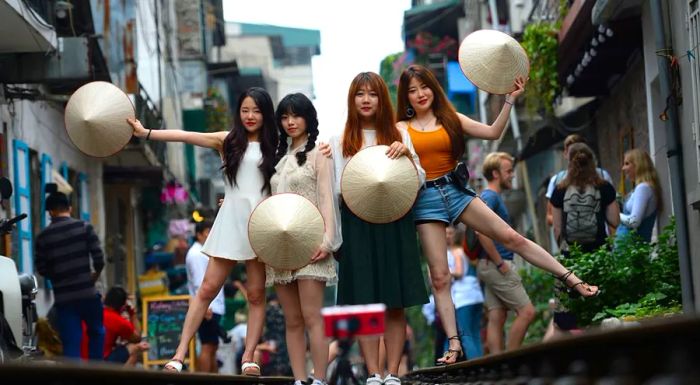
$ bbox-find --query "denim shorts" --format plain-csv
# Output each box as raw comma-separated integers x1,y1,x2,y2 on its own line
413,181,477,224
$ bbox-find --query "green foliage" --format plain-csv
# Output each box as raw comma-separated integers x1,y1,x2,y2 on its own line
520,0,569,117
521,22,560,116
559,218,682,325
205,87,229,133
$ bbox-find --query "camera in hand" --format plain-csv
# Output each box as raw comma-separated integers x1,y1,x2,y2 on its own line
321,304,386,339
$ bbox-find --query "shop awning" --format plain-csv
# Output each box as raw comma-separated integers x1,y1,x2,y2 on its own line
403,0,464,43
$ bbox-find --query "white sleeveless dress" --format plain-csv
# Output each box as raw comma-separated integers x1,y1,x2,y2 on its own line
202,143,266,261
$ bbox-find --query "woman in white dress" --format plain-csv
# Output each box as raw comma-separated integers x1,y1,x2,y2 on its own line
127,87,278,375
265,93,341,385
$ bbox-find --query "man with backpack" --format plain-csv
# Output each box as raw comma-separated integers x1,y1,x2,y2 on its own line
476,152,535,354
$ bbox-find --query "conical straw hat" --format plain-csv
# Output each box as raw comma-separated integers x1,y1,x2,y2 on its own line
458,29,530,95
341,145,420,224
64,81,135,157
248,193,325,270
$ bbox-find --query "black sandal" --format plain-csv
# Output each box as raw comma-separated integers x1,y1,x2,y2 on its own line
436,336,463,366
555,270,599,298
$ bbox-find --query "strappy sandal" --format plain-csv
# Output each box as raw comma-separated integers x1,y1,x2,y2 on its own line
436,335,463,366
164,358,184,372
241,361,261,376
556,270,600,299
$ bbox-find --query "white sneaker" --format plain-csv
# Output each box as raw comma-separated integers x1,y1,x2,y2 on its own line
383,374,401,385
311,378,328,385
366,373,383,385
294,381,305,385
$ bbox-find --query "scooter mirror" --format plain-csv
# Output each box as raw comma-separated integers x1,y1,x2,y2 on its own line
0,177,12,200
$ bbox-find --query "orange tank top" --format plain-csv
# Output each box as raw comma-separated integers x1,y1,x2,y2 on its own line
407,124,456,180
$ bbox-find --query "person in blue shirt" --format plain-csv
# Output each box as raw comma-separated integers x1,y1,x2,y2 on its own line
476,152,535,354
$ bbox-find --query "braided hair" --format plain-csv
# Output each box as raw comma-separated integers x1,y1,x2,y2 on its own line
275,93,319,166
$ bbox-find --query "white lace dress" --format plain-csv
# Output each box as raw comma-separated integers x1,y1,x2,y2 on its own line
265,144,342,286
202,142,267,261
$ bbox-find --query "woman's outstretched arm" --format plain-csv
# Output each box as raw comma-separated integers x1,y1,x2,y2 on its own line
127,118,227,151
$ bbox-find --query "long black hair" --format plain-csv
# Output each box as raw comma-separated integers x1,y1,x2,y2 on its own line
222,87,278,194
274,93,319,166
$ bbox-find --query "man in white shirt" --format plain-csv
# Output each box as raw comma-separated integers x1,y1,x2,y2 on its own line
186,221,225,373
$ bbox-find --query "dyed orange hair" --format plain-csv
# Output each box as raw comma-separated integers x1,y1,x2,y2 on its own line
342,72,402,157
397,64,465,160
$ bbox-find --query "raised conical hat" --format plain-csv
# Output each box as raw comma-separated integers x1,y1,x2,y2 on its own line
341,145,420,224
458,29,530,95
248,193,325,270
64,81,134,157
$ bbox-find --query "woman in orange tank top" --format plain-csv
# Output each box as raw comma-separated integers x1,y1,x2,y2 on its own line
395,64,599,364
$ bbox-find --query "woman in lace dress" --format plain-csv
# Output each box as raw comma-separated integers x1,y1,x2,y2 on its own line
265,93,341,385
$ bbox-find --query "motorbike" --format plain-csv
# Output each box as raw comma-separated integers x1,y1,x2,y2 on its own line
0,176,37,363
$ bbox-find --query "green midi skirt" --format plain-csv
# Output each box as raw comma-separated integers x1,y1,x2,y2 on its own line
337,203,429,309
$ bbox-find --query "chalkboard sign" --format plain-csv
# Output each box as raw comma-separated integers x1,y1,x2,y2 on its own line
141,295,195,371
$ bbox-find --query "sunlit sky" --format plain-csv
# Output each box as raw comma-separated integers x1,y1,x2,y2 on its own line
224,0,412,139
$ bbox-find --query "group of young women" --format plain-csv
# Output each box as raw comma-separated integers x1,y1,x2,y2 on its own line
126,64,599,385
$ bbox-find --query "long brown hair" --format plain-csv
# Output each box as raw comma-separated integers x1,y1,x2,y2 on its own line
557,143,605,190
396,64,464,160
625,148,663,213
342,72,401,157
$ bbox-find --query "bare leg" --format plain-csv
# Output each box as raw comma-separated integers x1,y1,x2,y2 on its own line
298,279,329,381
378,336,386,376
198,343,217,372
384,309,406,375
417,222,460,363
506,304,536,350
242,259,267,366
458,199,597,295
169,257,235,366
275,282,307,381
328,339,339,363
358,337,381,376
486,308,506,354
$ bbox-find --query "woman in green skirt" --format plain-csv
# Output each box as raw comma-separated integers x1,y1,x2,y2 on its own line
326,72,429,385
